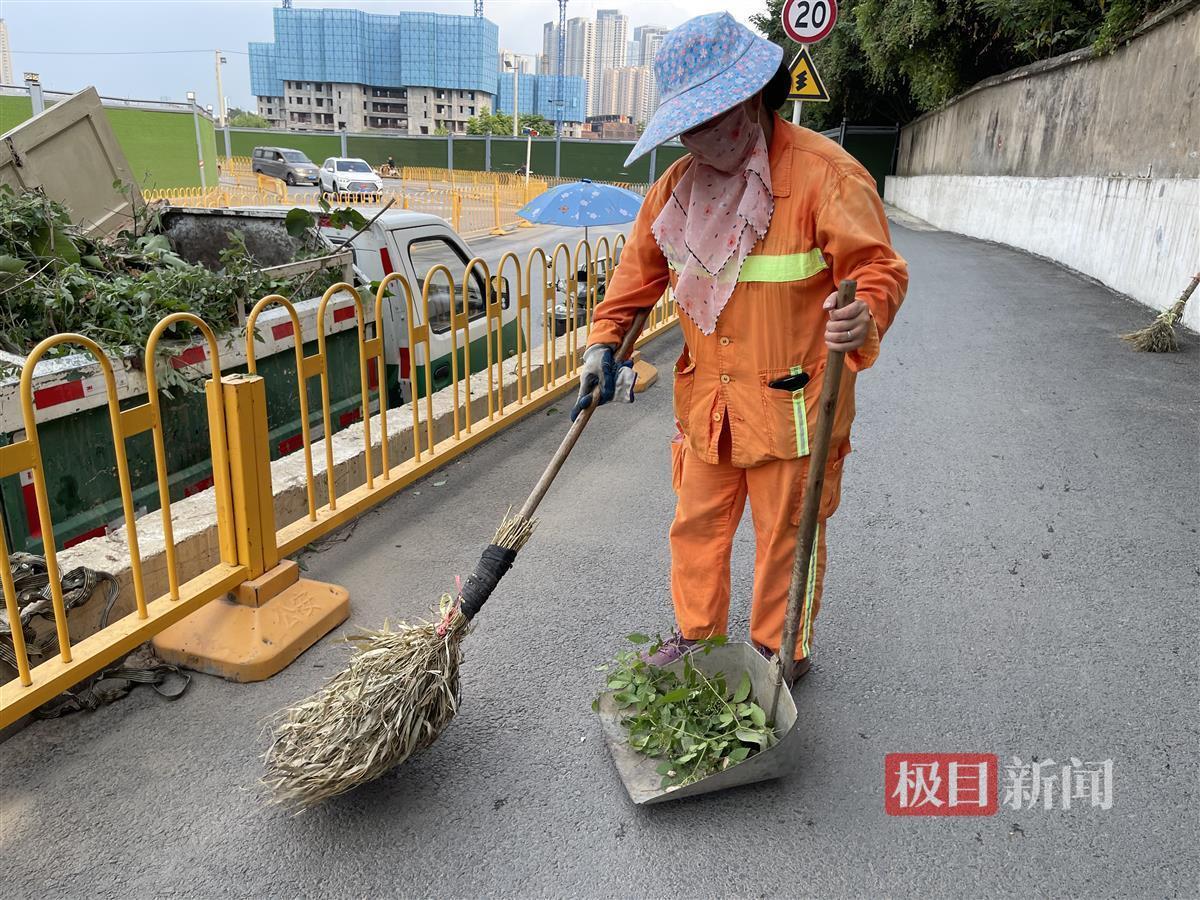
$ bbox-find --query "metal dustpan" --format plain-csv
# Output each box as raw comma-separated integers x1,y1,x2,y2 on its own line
597,279,858,805
597,641,803,804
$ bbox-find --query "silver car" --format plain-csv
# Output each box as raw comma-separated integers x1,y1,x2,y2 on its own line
251,146,320,186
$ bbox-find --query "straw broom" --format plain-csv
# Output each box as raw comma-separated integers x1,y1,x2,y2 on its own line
1121,272,1199,353
262,310,650,809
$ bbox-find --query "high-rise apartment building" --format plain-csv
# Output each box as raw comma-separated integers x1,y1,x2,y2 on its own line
592,10,629,116
249,7,497,135
600,65,652,125
539,22,556,75
540,17,597,116
0,20,12,86
632,25,668,112
633,26,668,66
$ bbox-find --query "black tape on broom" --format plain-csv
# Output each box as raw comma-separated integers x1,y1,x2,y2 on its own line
458,544,518,621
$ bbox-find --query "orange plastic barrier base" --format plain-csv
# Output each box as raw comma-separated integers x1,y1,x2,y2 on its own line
632,355,658,394
152,560,349,683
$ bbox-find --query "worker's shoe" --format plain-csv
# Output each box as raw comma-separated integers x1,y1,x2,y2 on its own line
639,633,699,667
756,644,811,687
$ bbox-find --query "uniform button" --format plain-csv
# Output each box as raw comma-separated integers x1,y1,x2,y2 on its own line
712,411,722,422
719,336,730,346
720,374,731,384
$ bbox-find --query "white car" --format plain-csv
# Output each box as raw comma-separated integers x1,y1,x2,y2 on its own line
318,157,384,195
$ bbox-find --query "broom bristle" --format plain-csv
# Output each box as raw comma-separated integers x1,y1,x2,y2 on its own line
262,513,537,809
1122,316,1180,353
1122,288,1193,353
262,606,467,809
492,511,536,551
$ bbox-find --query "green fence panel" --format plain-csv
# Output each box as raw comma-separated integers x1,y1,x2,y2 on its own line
557,140,649,182
451,137,487,172
489,137,557,176
347,135,447,168
0,95,33,135
841,133,898,195
228,129,341,163
653,145,690,179
220,127,694,185
107,108,219,189
0,97,219,189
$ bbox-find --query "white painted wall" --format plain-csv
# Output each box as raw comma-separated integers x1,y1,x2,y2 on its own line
885,175,1200,330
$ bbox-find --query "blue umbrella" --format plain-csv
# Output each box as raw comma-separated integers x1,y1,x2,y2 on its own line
516,178,643,244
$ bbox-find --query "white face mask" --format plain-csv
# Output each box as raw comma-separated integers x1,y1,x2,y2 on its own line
680,103,760,174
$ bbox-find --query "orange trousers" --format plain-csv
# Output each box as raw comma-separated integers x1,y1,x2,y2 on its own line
669,437,829,660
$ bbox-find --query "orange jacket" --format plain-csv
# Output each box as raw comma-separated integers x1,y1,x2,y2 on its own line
589,116,908,469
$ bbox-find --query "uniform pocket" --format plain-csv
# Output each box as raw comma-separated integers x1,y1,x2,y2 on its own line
759,361,822,460
670,437,685,494
788,440,850,525
673,348,696,436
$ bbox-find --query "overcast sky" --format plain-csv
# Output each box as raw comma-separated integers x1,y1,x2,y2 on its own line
2,1,758,111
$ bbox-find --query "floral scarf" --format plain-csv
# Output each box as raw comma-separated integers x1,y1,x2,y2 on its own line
651,104,773,335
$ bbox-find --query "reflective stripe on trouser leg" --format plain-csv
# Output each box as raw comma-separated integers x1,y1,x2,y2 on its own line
799,521,820,659
745,456,827,657
790,364,809,457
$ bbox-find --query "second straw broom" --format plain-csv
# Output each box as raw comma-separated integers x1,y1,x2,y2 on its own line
262,310,651,808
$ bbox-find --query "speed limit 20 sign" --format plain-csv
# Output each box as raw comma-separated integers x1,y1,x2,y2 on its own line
781,0,837,43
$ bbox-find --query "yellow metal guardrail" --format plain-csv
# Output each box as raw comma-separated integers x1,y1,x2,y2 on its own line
0,233,677,726
177,160,646,235
143,182,547,239
397,167,647,195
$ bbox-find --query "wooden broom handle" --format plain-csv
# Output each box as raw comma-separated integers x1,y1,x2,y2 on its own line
517,308,651,521
777,279,858,690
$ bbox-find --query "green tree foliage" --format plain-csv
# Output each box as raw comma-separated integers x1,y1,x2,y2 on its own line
228,108,271,128
752,0,1176,128
465,107,556,136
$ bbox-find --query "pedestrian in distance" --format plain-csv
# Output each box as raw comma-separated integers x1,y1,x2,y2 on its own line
573,12,908,683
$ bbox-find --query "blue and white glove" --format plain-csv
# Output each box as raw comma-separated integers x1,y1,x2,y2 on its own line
570,344,637,421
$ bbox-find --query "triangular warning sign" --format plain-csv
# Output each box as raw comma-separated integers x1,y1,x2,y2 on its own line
789,47,829,102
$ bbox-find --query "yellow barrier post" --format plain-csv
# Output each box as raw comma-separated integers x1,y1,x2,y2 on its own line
153,372,349,682
490,185,507,236
1,230,680,724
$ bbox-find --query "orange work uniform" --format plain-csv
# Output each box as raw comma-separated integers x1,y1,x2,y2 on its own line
588,115,908,658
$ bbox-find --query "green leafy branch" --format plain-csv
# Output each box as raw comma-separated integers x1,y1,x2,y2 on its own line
595,634,777,789
0,185,350,395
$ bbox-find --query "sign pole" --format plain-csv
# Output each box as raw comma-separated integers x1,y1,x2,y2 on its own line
783,0,836,126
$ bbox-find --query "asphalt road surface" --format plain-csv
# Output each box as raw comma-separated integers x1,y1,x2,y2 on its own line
2,218,1196,898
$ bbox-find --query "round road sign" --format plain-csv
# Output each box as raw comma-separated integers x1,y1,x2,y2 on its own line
781,0,838,44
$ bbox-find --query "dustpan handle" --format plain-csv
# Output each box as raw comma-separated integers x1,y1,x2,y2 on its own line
777,280,857,687
517,307,651,521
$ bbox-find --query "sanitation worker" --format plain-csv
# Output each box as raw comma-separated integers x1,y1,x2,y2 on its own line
572,12,908,683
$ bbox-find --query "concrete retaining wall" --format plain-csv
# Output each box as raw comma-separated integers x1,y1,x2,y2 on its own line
885,1,1199,327
886,175,1199,329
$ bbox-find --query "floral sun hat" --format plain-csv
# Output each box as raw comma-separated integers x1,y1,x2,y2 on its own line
625,12,784,167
